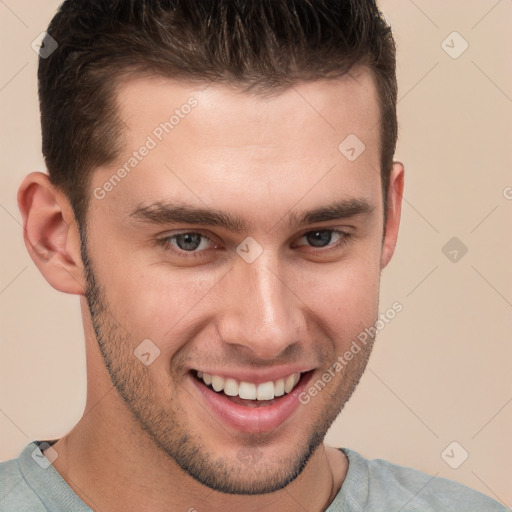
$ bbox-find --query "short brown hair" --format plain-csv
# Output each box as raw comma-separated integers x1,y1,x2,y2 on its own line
39,0,397,225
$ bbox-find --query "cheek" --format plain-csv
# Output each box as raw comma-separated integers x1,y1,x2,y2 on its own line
92,253,224,345
295,255,381,347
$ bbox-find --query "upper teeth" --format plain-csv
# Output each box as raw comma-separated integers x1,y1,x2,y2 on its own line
196,371,301,400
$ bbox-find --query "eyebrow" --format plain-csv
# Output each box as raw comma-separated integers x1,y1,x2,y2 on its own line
128,198,374,232
287,199,374,227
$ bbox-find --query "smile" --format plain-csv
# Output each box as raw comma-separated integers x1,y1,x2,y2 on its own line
191,369,314,433
196,370,302,403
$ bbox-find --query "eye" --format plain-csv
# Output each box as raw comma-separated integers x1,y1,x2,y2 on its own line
159,232,216,254
294,229,350,249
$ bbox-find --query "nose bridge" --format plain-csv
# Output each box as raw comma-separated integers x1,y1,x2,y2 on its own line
218,253,305,358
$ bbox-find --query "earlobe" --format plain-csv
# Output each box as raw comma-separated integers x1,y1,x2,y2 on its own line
17,172,86,295
380,162,404,269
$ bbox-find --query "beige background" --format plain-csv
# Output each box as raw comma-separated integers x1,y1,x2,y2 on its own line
1,0,511,507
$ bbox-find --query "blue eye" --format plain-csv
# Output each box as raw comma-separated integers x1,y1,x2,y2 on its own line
296,229,349,248
174,233,207,251
157,228,351,259
160,232,215,254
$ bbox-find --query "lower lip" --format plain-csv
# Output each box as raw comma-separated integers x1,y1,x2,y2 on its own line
191,372,313,434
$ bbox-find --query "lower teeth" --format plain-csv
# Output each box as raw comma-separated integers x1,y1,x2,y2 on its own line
226,394,276,407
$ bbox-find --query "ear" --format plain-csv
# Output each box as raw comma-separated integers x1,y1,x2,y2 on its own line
17,172,86,295
380,162,404,269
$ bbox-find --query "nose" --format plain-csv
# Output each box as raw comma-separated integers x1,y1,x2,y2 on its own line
216,253,308,359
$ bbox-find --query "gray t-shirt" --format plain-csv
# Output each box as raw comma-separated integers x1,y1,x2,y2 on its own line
0,441,507,511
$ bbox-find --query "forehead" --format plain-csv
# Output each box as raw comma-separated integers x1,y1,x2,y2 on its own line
116,66,380,146
92,68,382,226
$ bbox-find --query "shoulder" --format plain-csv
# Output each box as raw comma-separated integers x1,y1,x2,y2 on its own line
0,446,47,512
336,448,508,512
0,441,91,512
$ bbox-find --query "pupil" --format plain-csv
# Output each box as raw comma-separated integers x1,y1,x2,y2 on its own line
177,233,201,251
307,230,331,247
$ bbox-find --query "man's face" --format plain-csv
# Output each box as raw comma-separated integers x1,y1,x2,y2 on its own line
83,69,389,494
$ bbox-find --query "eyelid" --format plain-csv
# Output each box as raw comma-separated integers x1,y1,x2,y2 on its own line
158,228,217,242
296,226,352,238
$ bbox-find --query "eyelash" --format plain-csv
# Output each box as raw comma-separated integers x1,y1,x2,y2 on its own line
157,229,352,258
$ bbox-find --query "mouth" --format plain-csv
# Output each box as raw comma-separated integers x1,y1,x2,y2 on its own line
193,370,305,407
190,369,314,433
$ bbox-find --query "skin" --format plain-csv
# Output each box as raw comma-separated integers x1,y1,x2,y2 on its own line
18,66,404,512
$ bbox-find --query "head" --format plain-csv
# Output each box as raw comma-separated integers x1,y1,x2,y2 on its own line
20,0,403,496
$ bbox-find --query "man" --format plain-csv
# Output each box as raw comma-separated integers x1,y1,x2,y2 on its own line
0,1,507,510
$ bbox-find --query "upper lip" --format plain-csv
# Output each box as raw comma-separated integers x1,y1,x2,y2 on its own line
190,366,314,385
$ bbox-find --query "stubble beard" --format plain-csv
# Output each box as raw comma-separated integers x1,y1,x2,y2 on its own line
80,233,375,495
